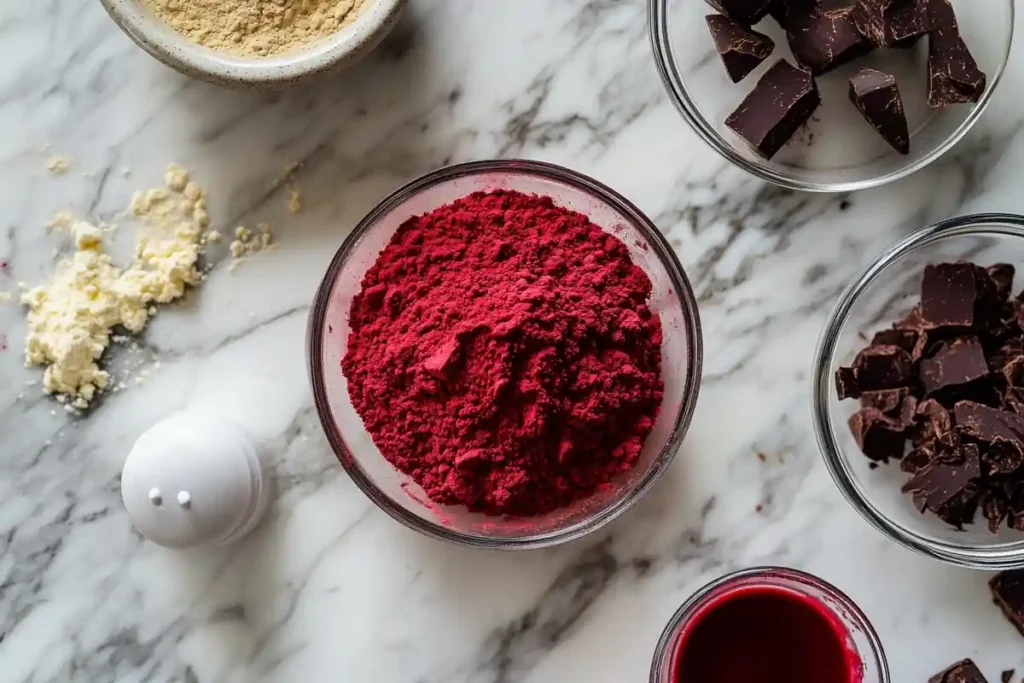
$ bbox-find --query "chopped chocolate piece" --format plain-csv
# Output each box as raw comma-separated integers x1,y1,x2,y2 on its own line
930,659,990,683
769,0,818,24
917,398,953,440
835,366,863,400
954,400,1024,450
920,337,988,394
921,262,977,329
902,442,980,517
981,490,1009,533
836,366,861,400
902,444,935,474
987,264,1016,301
871,327,920,354
1004,356,1024,387
784,6,872,76
707,15,776,83
900,394,919,426
848,68,910,155
852,344,913,391
990,571,1024,638
849,408,906,462
707,0,775,24
860,387,909,414
1001,671,1014,683
927,0,987,108
725,59,821,160
895,304,926,331
853,0,931,47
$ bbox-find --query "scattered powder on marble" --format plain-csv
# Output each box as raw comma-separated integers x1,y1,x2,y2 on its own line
0,291,11,303
20,164,208,408
142,0,373,58
228,222,274,269
46,156,72,175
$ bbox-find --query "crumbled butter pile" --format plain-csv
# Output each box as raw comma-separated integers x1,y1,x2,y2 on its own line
142,0,372,58
21,165,207,407
46,156,72,174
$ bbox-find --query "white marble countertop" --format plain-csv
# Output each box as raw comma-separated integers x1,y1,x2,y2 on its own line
3,2,1024,682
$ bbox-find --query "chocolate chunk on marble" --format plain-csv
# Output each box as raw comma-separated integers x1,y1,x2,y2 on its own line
921,262,978,329
726,59,821,160
1001,671,1015,683
853,0,931,47
849,68,910,155
707,0,774,24
920,337,988,394
784,6,872,76
707,15,776,83
849,408,907,462
851,344,913,391
928,0,986,107
930,660,991,683
990,570,1024,639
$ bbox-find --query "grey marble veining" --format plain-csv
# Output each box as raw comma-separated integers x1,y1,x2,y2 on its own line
2,1,1024,682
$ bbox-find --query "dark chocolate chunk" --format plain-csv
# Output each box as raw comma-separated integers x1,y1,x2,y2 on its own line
987,264,1016,301
990,571,1024,639
836,366,861,400
902,442,980,520
930,659,990,683
1004,356,1024,388
852,344,913,391
707,15,776,83
1001,671,1014,683
707,0,774,24
927,0,987,108
920,337,988,394
853,0,931,47
902,444,935,474
917,398,953,440
860,387,909,414
849,68,910,155
871,327,920,354
725,59,821,160
921,262,977,329
784,6,872,76
849,408,906,462
954,400,1024,451
981,490,1009,533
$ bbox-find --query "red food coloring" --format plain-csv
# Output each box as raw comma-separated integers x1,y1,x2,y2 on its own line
673,585,863,683
341,190,664,517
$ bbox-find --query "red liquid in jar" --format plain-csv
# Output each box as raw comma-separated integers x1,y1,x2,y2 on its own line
672,585,863,683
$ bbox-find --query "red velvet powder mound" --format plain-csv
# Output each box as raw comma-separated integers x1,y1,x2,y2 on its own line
341,190,664,517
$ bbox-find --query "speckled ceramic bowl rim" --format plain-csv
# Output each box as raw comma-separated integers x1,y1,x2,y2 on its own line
100,0,405,87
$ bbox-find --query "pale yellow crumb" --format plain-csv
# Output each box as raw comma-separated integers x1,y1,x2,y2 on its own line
46,156,72,175
0,291,10,303
287,186,302,213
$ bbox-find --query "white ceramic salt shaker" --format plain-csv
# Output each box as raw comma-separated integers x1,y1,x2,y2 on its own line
120,410,268,549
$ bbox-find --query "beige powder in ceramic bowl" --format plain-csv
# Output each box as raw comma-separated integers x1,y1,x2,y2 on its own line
102,0,405,88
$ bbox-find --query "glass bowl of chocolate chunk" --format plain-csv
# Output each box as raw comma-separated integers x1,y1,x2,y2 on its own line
650,0,1013,193
814,214,1024,569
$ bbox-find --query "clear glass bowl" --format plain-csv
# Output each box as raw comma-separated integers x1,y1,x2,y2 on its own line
813,214,1024,569
649,0,1014,192
650,567,889,683
307,160,703,549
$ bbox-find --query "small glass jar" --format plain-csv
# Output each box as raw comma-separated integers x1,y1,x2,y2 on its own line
650,567,889,683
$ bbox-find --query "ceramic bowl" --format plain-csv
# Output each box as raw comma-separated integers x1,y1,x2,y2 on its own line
100,0,405,88
814,214,1024,569
649,0,1015,192
307,160,703,549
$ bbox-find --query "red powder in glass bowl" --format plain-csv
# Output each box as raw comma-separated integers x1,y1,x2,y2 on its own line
341,190,664,517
